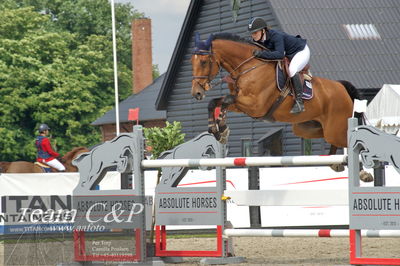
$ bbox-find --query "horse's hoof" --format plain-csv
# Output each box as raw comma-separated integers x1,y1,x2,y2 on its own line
219,134,227,144
208,126,219,135
359,170,374,183
330,164,345,172
213,132,221,142
219,128,230,144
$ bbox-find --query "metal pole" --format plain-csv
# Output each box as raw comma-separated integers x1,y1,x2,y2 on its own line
111,0,120,136
374,162,386,187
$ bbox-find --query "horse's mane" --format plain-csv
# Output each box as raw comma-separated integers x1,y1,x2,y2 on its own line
195,32,262,53
211,32,265,50
211,32,250,44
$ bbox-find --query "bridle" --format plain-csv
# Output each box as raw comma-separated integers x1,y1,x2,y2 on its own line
192,49,221,91
192,43,279,94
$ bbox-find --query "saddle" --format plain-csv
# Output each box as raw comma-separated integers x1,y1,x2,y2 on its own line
257,58,314,122
34,161,52,173
277,57,313,100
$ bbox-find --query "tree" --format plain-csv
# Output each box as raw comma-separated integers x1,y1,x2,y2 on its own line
143,121,185,160
152,64,160,80
0,1,142,161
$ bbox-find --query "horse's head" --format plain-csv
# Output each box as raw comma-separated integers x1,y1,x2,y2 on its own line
191,32,220,100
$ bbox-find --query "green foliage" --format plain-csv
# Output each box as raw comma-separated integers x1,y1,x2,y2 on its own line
143,121,185,159
152,64,160,80
0,1,143,161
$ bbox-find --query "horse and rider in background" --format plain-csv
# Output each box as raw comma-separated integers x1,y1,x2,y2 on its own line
0,124,89,173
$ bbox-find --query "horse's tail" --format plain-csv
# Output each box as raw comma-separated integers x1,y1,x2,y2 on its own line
337,80,363,102
337,80,366,125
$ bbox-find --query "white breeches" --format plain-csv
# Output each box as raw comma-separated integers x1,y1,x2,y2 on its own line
46,159,66,171
288,44,310,77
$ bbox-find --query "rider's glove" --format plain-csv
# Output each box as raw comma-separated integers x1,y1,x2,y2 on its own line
253,50,263,58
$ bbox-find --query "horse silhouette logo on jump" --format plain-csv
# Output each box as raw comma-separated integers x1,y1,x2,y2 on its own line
349,126,400,175
73,134,136,190
157,132,223,188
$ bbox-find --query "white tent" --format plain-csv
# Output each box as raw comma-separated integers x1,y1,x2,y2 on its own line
366,84,400,135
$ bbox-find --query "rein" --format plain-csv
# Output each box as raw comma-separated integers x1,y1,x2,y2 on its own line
226,56,281,95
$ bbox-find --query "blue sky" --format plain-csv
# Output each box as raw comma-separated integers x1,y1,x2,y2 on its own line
117,0,191,73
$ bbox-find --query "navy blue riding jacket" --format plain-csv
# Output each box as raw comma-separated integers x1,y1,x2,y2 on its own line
36,136,51,160
255,29,307,60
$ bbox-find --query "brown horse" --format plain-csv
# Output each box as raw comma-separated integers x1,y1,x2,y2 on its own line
191,32,372,182
2,147,89,173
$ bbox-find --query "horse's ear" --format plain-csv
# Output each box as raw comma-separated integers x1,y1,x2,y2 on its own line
194,32,201,48
205,33,213,49
194,32,212,52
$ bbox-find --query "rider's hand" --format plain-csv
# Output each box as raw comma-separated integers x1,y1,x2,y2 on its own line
58,156,65,163
253,50,263,58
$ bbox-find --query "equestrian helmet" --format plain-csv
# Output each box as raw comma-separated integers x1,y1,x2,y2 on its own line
248,17,268,33
38,124,50,133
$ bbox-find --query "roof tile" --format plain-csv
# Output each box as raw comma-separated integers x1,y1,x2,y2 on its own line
269,0,400,88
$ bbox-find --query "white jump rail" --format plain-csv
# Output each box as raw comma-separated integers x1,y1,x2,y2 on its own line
224,229,400,238
224,189,349,206
141,154,347,168
142,154,349,207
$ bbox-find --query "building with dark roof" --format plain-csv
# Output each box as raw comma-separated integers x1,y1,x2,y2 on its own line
92,74,166,140
92,18,166,141
155,0,400,157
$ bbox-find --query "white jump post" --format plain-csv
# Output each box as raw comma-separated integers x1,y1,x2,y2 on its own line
139,132,351,264
72,117,400,265
140,117,400,265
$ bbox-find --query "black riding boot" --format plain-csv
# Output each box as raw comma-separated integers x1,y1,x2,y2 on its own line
290,73,305,114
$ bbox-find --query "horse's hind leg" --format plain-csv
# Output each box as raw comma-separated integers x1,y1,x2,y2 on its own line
291,122,346,172
292,121,324,139
322,114,373,181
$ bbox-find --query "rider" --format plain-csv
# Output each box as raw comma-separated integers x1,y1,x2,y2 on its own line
35,124,66,172
248,17,310,114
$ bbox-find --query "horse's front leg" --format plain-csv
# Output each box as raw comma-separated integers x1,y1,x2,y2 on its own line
208,97,224,141
216,95,236,144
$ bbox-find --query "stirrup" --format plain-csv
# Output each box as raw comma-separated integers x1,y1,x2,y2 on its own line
290,101,305,114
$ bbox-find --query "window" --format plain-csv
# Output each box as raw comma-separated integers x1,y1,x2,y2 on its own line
256,128,283,156
343,24,381,40
241,138,253,156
